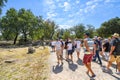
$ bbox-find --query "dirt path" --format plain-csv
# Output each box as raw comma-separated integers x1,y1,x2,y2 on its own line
49,48,120,80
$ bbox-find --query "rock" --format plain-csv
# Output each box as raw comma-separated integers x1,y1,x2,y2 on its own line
4,60,15,63
28,46,35,54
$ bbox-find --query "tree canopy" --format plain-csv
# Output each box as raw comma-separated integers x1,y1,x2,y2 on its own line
0,0,7,15
97,17,120,38
0,8,57,44
0,2,120,45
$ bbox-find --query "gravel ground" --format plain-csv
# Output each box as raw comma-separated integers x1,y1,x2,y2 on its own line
49,48,120,80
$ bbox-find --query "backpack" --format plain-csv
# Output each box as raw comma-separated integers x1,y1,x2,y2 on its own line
94,40,100,50
61,41,64,46
72,44,75,52
64,41,68,49
113,38,120,56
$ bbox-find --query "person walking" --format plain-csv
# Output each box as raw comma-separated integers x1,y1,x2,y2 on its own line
51,40,56,52
60,39,64,58
102,39,110,61
83,33,96,78
103,33,120,75
64,38,69,60
55,39,63,65
92,36,102,66
67,39,74,62
74,38,82,60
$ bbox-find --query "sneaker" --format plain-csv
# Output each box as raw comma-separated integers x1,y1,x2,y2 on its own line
91,74,96,78
102,67,109,72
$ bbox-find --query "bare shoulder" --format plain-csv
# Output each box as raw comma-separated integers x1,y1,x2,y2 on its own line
84,39,87,42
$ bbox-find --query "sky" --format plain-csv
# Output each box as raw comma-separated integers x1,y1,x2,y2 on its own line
1,0,120,29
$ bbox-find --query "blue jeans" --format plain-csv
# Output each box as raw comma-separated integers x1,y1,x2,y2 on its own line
93,50,102,65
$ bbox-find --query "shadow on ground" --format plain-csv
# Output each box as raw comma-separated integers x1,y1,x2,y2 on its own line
52,64,63,74
68,62,78,71
76,59,84,65
102,66,120,80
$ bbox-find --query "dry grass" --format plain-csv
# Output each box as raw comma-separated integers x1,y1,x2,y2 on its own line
0,47,50,80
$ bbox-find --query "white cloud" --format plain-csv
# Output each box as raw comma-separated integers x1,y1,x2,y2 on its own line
56,0,60,2
45,0,54,5
68,14,74,17
76,0,80,4
59,24,72,29
91,3,98,9
47,12,57,19
44,0,57,19
78,9,83,14
44,0,118,29
67,20,74,23
86,0,101,6
63,2,71,11
104,0,111,3
104,0,120,3
84,0,99,13
84,4,98,13
58,3,64,8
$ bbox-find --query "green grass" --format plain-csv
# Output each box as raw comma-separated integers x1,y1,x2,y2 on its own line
0,47,50,80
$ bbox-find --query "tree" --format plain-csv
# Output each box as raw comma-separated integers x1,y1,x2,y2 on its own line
86,24,95,38
0,8,19,44
72,24,85,38
29,16,44,40
62,29,71,39
18,8,36,42
97,17,120,37
43,19,58,40
0,0,7,15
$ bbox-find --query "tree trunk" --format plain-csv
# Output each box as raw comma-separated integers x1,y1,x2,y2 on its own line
13,33,18,45
24,32,27,42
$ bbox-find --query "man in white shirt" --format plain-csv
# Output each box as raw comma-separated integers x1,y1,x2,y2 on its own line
74,39,81,60
67,39,74,62
55,39,63,64
51,40,56,52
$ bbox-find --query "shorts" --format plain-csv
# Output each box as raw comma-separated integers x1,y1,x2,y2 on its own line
68,50,73,55
109,55,120,63
56,50,62,58
76,48,80,52
83,54,93,64
51,46,55,48
103,52,109,60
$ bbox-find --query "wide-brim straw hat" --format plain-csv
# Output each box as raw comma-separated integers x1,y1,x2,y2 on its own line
112,33,119,37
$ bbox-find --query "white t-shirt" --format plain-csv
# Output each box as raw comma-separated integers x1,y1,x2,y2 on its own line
67,43,73,50
75,40,81,49
55,41,62,50
51,41,56,46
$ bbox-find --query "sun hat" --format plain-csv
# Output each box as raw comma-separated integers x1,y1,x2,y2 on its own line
112,33,119,37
